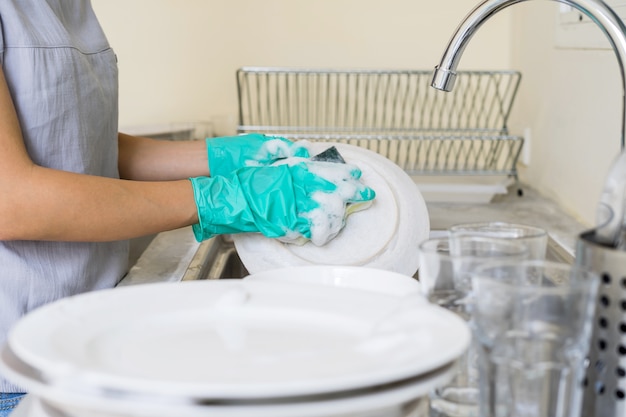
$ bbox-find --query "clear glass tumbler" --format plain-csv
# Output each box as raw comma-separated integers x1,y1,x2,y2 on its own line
471,260,599,417
418,236,528,417
449,222,548,261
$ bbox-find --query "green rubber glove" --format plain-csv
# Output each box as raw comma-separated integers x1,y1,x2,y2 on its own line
190,161,376,246
206,133,310,177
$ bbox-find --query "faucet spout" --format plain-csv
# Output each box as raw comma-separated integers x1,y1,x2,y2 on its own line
431,0,626,147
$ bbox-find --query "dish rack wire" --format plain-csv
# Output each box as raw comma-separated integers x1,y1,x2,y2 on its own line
236,67,524,191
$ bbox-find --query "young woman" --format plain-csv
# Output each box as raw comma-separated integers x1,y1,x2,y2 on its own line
0,2,373,414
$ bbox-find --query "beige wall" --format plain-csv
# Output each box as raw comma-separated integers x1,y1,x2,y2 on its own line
509,2,622,227
93,1,616,227
91,0,512,132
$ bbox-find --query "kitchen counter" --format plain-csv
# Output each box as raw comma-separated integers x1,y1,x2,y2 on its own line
427,184,587,262
118,183,588,286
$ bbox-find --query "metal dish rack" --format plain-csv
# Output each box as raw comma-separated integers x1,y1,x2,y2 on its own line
236,67,524,189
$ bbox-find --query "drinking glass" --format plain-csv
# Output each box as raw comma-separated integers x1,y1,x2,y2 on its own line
470,260,599,417
418,236,528,417
449,222,548,260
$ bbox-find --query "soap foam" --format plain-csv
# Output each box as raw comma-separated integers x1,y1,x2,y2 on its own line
247,138,311,167
302,162,369,246
272,142,373,246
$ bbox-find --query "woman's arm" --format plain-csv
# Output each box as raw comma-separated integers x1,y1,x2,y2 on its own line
0,68,198,242
118,133,209,181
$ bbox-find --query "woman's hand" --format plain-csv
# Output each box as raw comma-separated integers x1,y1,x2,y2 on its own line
190,160,375,246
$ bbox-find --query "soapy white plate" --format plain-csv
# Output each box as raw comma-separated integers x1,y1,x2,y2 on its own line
7,280,469,400
233,142,430,277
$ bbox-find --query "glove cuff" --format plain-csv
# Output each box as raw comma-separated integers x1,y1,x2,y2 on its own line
190,176,216,241
190,175,255,241
190,168,308,242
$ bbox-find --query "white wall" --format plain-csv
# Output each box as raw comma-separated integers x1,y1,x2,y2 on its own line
91,0,512,134
509,2,622,227
93,1,615,228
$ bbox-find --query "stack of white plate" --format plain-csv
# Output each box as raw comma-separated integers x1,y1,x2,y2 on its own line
1,267,470,417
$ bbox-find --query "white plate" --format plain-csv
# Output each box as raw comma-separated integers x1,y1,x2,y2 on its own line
7,280,469,400
243,265,422,298
233,143,430,277
3,348,455,417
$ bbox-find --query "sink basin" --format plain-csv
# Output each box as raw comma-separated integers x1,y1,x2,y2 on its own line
182,233,573,281
181,235,248,281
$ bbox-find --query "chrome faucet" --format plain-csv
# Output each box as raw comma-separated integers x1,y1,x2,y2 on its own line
434,6,626,417
432,0,626,245
431,0,626,148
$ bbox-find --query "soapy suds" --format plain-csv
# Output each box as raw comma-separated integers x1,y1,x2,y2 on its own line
270,141,374,247
247,138,310,167
303,191,347,246
303,162,371,245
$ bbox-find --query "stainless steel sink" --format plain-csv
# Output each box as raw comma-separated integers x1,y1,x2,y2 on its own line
181,233,573,281
181,235,248,281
